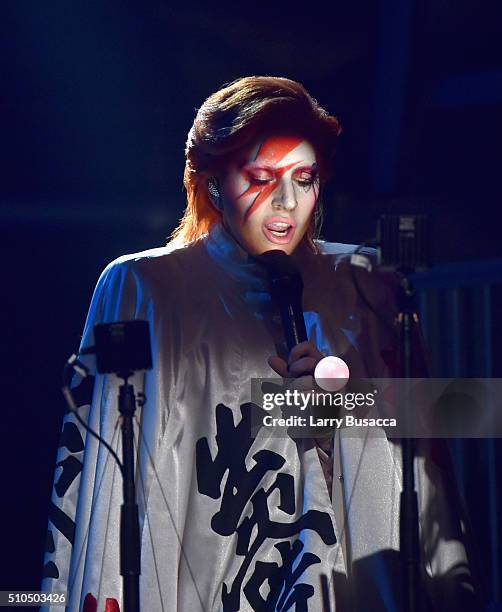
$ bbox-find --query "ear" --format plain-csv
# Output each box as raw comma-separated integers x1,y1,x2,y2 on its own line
206,177,223,211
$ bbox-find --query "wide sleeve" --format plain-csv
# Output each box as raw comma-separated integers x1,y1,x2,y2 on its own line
41,257,143,610
414,437,483,610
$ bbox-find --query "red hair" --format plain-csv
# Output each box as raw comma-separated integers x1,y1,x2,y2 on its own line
169,76,342,249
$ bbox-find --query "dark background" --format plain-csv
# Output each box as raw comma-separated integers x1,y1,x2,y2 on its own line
2,0,502,608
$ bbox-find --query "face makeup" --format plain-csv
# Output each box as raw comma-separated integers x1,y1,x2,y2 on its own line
217,135,319,256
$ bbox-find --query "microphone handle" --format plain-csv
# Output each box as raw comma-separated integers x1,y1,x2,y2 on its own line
279,297,308,352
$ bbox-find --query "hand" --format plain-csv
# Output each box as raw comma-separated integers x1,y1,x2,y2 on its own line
268,341,324,380
267,342,328,440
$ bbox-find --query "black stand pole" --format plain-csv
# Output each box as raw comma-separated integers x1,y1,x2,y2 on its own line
398,276,421,612
118,377,141,612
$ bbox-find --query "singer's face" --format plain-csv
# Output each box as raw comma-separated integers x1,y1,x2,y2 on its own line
218,135,320,256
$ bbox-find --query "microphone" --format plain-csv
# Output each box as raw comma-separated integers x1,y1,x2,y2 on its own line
256,250,307,351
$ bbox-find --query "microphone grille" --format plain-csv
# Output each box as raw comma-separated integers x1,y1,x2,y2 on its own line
255,250,303,298
255,249,299,277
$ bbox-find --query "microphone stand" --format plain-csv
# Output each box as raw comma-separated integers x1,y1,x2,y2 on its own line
82,320,151,612
397,275,421,612
118,373,141,612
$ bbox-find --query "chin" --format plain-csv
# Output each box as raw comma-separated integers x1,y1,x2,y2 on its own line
243,230,304,256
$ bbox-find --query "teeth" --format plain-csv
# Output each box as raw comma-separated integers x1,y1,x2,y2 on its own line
270,229,287,236
267,222,290,230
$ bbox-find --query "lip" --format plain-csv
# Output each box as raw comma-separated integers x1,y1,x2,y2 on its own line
262,216,296,244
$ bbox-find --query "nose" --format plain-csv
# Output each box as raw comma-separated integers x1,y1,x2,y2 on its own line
271,177,297,211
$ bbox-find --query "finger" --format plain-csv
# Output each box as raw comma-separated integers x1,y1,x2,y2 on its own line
288,341,324,366
268,356,289,378
289,374,315,391
288,356,319,378
287,341,312,364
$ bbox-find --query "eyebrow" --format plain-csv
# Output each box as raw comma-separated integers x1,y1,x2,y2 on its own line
242,161,316,172
293,164,318,173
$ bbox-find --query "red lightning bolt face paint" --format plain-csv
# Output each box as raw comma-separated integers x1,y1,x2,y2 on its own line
218,135,320,256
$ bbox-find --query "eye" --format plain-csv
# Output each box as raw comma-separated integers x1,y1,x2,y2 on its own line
247,169,274,185
294,170,318,187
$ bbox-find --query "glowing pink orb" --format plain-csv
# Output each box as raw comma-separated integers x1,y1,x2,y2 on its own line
314,356,350,392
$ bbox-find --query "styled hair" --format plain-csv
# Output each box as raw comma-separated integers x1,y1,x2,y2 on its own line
169,76,342,249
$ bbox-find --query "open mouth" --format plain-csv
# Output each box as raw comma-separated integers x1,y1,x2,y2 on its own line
262,218,296,244
267,221,291,236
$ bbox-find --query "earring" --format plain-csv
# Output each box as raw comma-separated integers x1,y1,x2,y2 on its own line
207,178,221,201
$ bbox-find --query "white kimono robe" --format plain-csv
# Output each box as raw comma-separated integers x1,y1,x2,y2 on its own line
42,223,478,611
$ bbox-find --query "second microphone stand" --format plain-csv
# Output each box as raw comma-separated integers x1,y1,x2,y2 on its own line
397,275,421,612
118,373,141,612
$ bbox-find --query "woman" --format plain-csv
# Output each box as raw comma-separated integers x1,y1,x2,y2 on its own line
43,77,477,611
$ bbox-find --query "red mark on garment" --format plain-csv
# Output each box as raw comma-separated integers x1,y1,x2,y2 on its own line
240,137,303,222
105,599,120,612
83,594,97,612
83,593,120,612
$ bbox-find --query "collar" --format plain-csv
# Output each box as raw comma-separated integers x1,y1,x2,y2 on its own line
204,222,270,291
